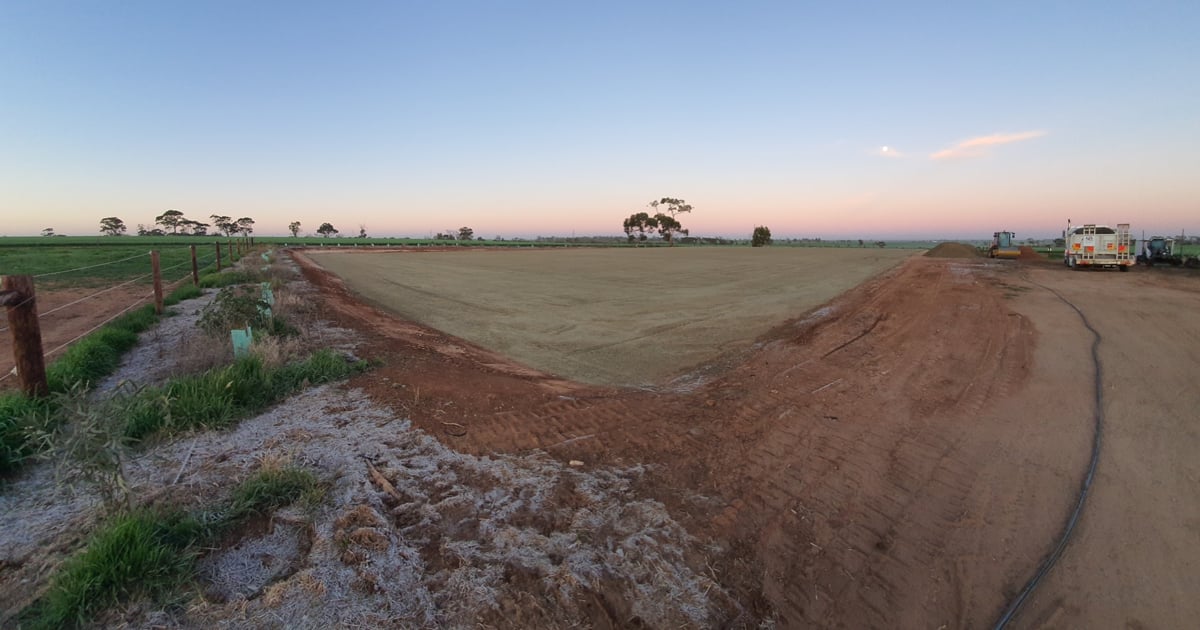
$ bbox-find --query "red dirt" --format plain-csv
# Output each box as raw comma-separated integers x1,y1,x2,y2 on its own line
1017,245,1053,262
288,251,1200,628
0,284,158,391
293,251,1055,627
924,242,981,258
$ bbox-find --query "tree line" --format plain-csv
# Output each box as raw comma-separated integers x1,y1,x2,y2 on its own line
96,212,255,237
622,198,692,245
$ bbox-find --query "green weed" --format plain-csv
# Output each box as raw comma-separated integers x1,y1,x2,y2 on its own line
0,394,52,475
198,269,260,289
21,510,201,629
123,350,364,443
21,467,318,629
228,467,322,519
1,282,212,475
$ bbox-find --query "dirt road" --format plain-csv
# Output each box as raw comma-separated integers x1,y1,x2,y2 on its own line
1012,267,1200,629
292,250,1200,628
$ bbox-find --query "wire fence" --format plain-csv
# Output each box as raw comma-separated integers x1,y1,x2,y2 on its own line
1,248,224,385
1,251,219,334
32,251,150,279
42,289,157,360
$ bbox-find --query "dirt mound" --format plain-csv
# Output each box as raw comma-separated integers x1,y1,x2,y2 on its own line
924,242,981,258
1018,245,1048,261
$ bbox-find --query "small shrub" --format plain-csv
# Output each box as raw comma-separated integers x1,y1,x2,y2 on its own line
0,394,52,475
27,383,138,510
198,286,270,334
197,285,295,340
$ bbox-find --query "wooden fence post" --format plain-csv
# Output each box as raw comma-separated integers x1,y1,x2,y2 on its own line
1,275,49,397
151,250,163,315
228,241,234,262
190,245,199,286
215,241,222,271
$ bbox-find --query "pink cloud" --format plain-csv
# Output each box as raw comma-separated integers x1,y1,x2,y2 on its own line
931,130,1047,160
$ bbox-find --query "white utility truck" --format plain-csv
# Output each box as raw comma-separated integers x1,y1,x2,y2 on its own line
1063,222,1133,271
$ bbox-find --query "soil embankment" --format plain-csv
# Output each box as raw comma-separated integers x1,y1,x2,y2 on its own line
924,242,980,258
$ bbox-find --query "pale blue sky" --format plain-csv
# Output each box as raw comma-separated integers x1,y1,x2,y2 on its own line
2,1,1197,239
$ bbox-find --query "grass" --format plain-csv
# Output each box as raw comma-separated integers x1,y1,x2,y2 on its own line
198,268,261,288
0,279,207,474
20,467,319,629
1,270,242,475
0,395,51,475
122,350,365,443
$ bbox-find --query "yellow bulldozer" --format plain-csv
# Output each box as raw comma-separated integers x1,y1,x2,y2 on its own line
989,231,1020,259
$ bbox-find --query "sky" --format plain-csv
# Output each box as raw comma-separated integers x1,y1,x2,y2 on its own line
1,1,1197,240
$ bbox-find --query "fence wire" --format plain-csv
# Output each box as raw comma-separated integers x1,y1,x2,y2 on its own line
36,272,155,322
2,250,221,333
31,251,150,278
2,250,221,360
42,290,157,360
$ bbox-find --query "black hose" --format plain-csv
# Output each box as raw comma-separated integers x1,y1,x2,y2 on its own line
992,282,1106,629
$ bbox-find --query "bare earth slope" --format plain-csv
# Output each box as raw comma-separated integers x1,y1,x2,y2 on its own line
298,249,1200,628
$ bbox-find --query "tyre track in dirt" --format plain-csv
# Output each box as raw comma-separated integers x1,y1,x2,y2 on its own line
690,259,1040,628
293,250,1091,628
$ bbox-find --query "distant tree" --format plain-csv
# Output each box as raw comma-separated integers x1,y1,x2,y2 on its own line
654,214,686,244
751,226,772,247
210,215,236,237
875,241,887,248
358,224,369,238
458,226,474,241
1053,237,1065,248
235,217,255,235
858,239,865,247
155,209,185,235
317,222,338,237
99,217,127,236
622,212,658,242
649,197,692,246
288,221,302,238
42,227,55,237
179,219,209,236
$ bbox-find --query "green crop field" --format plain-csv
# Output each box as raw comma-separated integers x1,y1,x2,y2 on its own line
0,238,226,287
